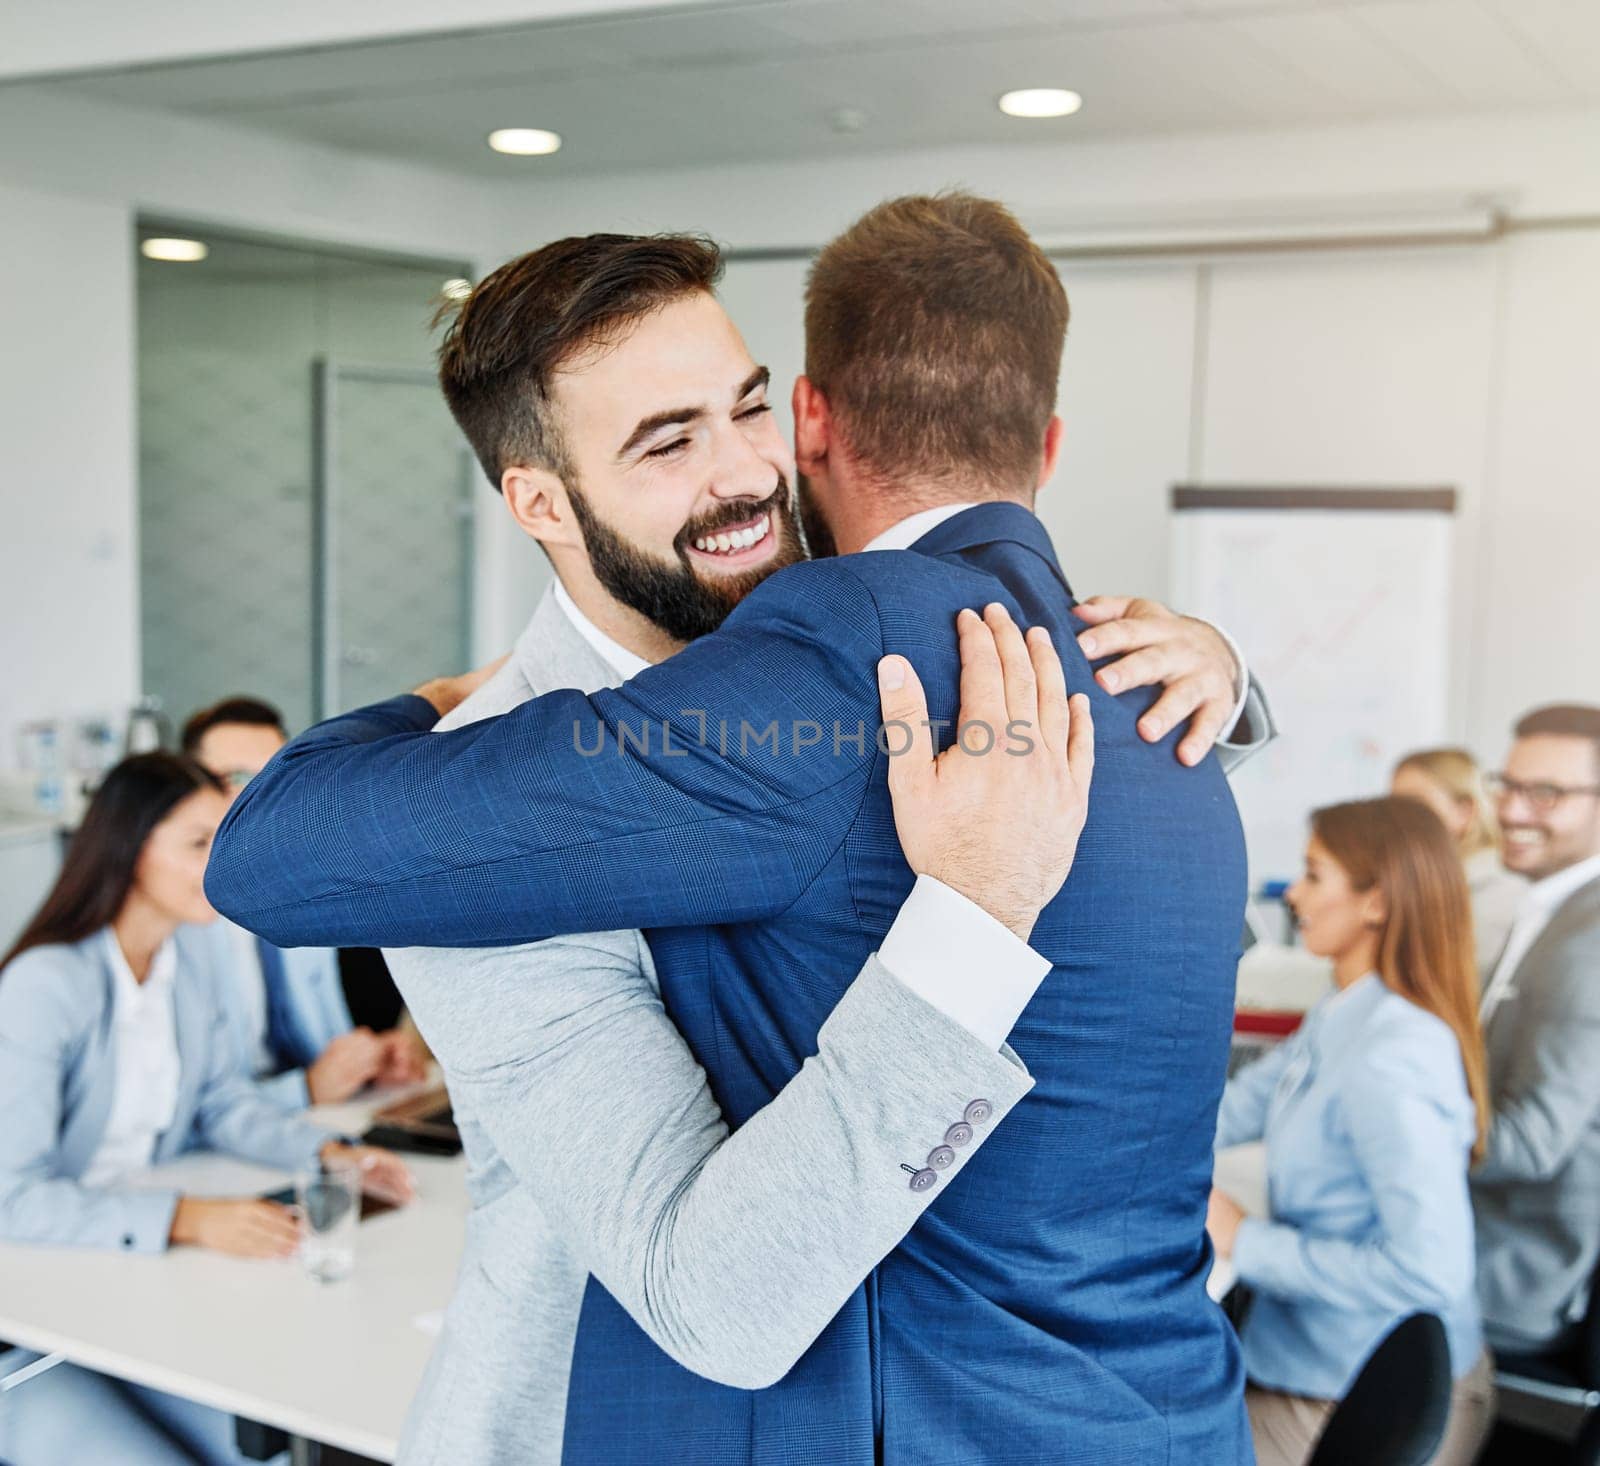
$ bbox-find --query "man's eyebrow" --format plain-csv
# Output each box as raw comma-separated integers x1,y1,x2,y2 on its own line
615,367,772,462
617,404,705,462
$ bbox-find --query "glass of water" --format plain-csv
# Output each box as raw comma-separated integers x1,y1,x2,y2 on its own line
297,1159,360,1283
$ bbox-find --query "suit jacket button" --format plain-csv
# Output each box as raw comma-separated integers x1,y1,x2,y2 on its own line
945,1122,974,1147
964,1099,993,1126
908,1168,938,1193
927,1145,956,1170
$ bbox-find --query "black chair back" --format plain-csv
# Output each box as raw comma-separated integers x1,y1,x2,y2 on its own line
1308,1313,1452,1466
1578,1247,1600,1392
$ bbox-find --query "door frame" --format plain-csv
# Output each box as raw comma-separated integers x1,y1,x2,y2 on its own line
310,358,475,720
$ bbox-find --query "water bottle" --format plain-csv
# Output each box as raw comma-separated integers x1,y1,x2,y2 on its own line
125,696,170,755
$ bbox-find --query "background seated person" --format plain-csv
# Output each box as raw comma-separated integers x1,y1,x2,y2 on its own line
1473,704,1600,1363
0,753,410,1466
1392,746,1526,984
182,697,426,1105
1209,798,1492,1466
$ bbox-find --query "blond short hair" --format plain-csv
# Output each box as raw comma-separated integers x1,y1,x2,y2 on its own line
1393,747,1500,857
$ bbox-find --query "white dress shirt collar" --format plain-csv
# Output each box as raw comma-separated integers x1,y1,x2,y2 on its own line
552,581,651,681
1525,852,1600,914
860,503,977,554
104,927,177,1000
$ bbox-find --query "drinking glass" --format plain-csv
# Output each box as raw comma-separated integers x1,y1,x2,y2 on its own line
297,1160,360,1283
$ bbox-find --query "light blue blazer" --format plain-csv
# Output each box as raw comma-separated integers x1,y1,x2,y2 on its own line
0,926,330,1255
1217,974,1483,1399
200,921,354,1110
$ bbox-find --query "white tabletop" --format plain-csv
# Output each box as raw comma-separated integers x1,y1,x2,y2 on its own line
0,1102,1269,1455
0,1086,468,1462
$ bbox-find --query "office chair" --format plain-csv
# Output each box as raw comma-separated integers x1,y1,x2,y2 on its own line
1493,1250,1600,1465
1308,1313,1452,1466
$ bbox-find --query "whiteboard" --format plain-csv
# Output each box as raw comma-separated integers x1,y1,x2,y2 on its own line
1172,488,1455,884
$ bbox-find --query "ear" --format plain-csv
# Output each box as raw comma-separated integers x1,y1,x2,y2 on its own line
793,375,832,478
502,464,583,551
1036,414,1065,492
1362,885,1389,930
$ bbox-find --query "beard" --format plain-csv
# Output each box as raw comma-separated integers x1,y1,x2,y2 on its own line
565,474,807,644
796,472,837,560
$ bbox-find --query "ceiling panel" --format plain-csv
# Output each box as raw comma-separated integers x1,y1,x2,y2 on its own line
1478,0,1600,97
19,0,1595,179
1349,0,1580,108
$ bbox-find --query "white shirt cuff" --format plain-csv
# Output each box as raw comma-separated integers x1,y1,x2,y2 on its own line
1206,620,1251,742
876,875,1052,1050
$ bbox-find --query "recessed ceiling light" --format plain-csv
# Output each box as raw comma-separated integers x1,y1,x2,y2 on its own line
141,237,209,263
441,278,472,301
487,128,562,156
998,88,1083,120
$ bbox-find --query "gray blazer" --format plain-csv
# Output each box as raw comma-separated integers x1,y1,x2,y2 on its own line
1472,872,1600,1354
389,588,1038,1466
0,926,330,1254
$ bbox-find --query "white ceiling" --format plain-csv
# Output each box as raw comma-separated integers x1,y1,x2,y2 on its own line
25,0,1600,179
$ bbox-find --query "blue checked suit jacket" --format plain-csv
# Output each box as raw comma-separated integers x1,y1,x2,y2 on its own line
207,503,1252,1465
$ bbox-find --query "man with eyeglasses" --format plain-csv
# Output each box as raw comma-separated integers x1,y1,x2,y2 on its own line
1472,703,1600,1366
181,697,427,1107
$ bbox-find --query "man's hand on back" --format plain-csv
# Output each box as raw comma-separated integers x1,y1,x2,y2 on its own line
1074,596,1242,767
877,603,1095,943
412,653,510,719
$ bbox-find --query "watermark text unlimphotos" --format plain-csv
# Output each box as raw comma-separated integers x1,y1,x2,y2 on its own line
572,712,1037,759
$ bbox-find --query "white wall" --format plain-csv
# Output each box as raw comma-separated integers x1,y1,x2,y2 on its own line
1197,245,1498,742
0,182,138,764
0,87,537,769
1474,228,1600,752
485,108,1600,251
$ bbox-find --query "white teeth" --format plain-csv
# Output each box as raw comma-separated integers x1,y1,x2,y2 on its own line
694,514,771,554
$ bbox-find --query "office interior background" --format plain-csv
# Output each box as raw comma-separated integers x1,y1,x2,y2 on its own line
1,0,1599,1461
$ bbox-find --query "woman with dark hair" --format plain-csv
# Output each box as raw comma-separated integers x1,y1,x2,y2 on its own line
1208,797,1493,1466
0,753,412,1465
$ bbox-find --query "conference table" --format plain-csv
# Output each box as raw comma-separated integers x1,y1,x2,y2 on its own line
0,1085,1269,1462
0,1084,467,1462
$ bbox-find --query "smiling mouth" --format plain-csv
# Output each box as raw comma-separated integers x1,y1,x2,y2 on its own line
688,511,774,563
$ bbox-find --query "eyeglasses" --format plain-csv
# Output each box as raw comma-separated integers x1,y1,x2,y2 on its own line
1486,773,1600,814
222,769,255,791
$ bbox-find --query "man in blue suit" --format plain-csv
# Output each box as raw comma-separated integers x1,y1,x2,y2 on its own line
183,696,427,1107
209,194,1254,1462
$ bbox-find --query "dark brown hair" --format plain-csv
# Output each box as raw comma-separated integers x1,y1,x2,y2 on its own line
804,191,1069,495
1311,797,1489,1164
437,233,724,489
2,753,222,973
180,695,286,756
1515,703,1600,776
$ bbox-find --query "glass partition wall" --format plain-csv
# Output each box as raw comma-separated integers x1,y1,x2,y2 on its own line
137,225,474,733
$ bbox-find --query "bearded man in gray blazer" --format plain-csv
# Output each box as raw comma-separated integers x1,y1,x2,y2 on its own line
1474,703,1600,1359
381,233,1277,1465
